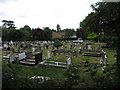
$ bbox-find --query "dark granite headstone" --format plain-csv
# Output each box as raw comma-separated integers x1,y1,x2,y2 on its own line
7,47,10,50
35,52,42,65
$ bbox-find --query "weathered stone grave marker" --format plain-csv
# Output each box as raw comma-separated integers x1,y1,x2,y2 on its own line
9,54,15,63
66,57,72,69
35,52,42,65
32,47,35,52
47,50,50,59
18,52,26,60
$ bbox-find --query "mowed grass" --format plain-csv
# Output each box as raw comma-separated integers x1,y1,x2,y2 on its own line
2,63,67,80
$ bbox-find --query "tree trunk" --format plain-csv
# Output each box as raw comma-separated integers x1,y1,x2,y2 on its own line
117,34,120,69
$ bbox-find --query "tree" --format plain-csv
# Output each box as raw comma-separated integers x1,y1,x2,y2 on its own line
91,2,120,69
63,28,75,40
56,24,61,32
20,25,32,41
32,28,44,41
80,2,120,68
87,32,97,41
53,40,62,50
76,28,87,40
2,27,23,41
2,27,10,41
43,27,52,41
2,20,16,29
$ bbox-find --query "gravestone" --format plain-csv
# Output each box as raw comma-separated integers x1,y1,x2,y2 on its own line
32,47,35,52
47,51,50,59
35,52,42,65
4,44,8,49
103,52,107,66
52,50,57,60
10,40,13,45
7,46,10,50
66,57,72,69
88,45,92,50
18,52,26,60
9,54,15,63
100,50,107,66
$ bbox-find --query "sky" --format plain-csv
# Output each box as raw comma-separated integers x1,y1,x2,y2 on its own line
0,0,101,30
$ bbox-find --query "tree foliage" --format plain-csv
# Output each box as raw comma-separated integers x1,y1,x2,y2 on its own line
2,20,16,29
20,25,32,41
80,2,120,68
76,28,87,40
43,27,52,41
56,24,61,32
53,40,62,50
63,28,75,39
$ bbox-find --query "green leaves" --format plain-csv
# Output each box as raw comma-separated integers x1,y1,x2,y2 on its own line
53,40,62,49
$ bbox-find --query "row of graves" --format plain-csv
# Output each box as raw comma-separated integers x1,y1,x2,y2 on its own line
72,40,107,70
3,51,72,69
82,41,107,70
2,41,72,69
2,40,107,70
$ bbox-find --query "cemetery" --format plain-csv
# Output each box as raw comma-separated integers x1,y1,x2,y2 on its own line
2,39,118,88
1,1,120,89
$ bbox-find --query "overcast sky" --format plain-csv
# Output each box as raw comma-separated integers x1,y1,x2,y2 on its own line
0,0,101,30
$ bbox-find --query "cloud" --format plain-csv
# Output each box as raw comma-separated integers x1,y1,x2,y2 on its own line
0,11,7,16
0,0,18,3
0,0,101,29
17,15,26,18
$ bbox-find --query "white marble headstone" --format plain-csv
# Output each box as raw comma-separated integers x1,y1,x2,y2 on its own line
47,51,50,59
9,55,15,63
66,57,71,69
4,44,8,48
18,52,26,60
32,47,35,52
67,57,71,65
88,45,92,50
10,40,13,45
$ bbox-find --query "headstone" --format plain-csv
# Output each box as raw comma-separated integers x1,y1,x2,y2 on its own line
47,51,50,59
103,52,107,65
32,47,35,52
88,45,92,50
9,54,15,63
4,44,8,48
53,50,57,60
35,52,42,65
10,40,13,45
7,46,10,50
66,57,72,69
18,52,26,60
101,50,107,66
